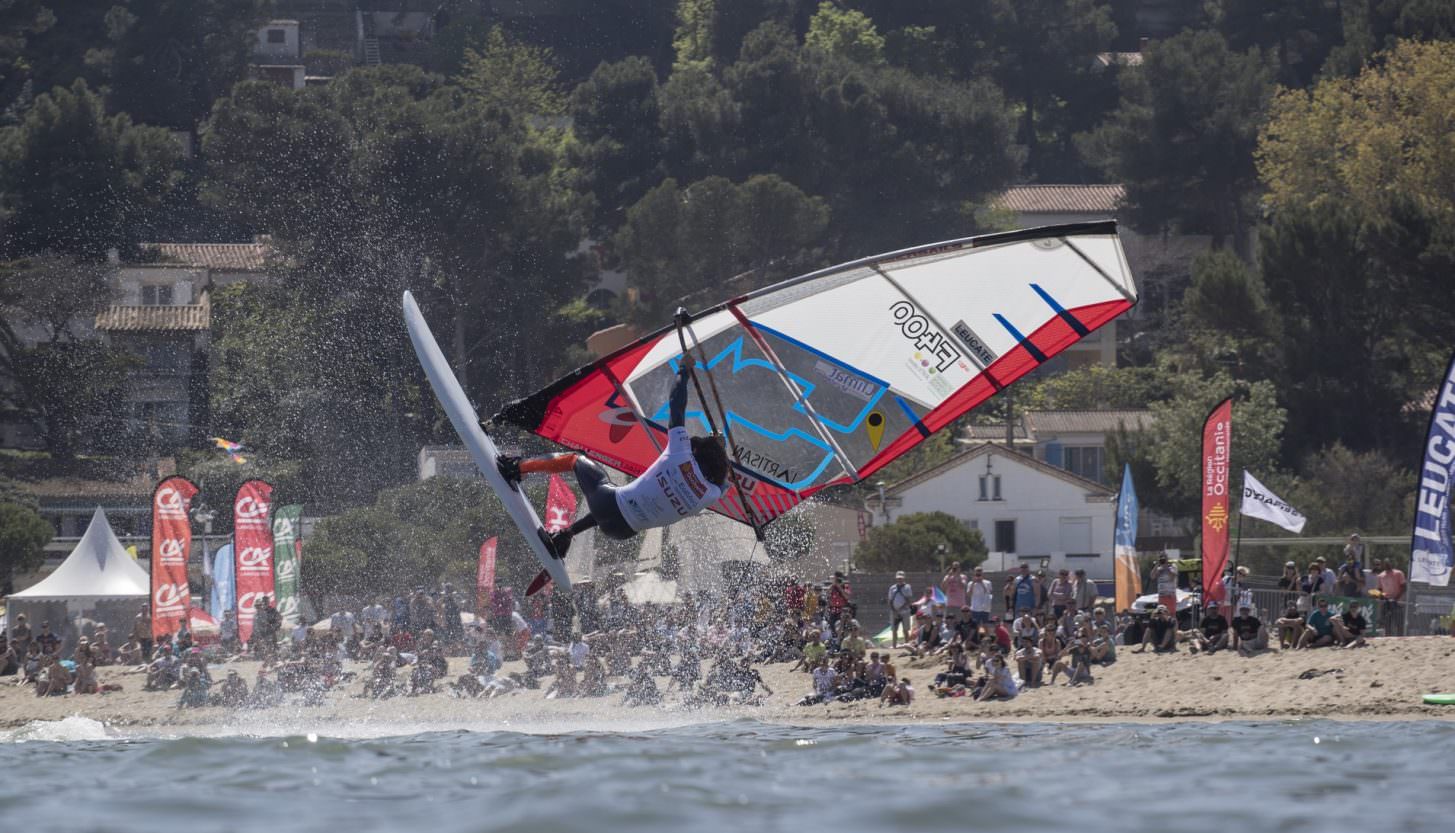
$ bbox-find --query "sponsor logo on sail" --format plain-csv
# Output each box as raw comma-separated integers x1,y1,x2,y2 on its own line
950,320,998,366
812,361,877,402
889,301,962,373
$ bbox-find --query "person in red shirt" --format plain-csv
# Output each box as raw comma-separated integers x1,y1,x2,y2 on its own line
994,616,1013,652
827,572,853,628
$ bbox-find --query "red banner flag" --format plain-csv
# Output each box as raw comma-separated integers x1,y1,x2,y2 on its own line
1201,398,1233,607
233,479,274,644
477,536,498,614
150,476,198,639
544,474,577,533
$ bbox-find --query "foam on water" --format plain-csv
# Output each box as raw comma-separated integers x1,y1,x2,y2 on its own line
5,715,118,743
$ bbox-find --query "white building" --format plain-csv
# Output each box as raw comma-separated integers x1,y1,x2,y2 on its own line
872,443,1118,579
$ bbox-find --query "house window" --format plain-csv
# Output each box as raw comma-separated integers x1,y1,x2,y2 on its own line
978,474,1002,501
1064,446,1105,483
994,520,1016,554
141,285,173,306
267,28,286,43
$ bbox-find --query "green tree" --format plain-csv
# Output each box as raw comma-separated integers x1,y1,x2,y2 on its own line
1172,250,1282,379
804,1,885,65
0,254,134,457
853,511,987,572
0,78,183,258
1285,443,1413,536
613,174,829,324
568,57,666,233
1080,30,1274,249
459,25,566,117
304,476,554,599
1208,0,1344,86
0,500,51,592
1145,370,1286,515
673,0,717,71
1323,0,1455,77
87,0,272,130
1015,364,1171,411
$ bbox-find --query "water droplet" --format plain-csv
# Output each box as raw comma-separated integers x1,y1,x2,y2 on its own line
1313,737,1321,744
307,733,318,743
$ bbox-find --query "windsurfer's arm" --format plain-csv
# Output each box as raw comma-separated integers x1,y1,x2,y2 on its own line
669,362,690,429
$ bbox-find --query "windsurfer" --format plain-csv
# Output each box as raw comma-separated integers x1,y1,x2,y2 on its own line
497,360,730,558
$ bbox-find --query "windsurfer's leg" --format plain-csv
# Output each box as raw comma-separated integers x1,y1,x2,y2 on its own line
498,453,577,485
547,515,598,559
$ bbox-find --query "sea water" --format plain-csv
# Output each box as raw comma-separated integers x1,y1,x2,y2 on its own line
1,718,1449,832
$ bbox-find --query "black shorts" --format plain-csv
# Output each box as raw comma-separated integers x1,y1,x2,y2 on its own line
575,457,636,540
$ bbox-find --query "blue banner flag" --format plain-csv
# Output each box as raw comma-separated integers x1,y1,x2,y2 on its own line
1114,464,1141,610
1412,352,1455,586
210,542,235,614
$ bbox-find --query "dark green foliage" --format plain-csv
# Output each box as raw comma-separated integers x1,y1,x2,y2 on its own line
0,79,183,258
1080,30,1274,248
853,511,987,572
0,500,52,590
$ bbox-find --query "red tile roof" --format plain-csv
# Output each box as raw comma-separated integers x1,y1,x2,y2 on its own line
140,240,278,271
996,184,1125,214
95,295,210,332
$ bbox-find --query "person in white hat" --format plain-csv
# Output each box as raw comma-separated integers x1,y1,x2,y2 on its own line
886,571,914,648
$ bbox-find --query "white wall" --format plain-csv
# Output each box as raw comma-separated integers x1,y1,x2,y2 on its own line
892,450,1117,578
256,21,301,61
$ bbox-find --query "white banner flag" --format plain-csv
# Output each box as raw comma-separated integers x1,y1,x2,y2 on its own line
1240,471,1306,534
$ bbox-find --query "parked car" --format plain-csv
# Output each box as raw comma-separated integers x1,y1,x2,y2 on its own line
1131,588,1201,628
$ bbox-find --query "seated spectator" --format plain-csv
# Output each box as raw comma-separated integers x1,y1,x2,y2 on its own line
792,632,828,671
1135,606,1177,653
35,655,71,696
1013,637,1043,688
802,657,837,705
865,652,889,698
216,670,250,707
1274,606,1305,650
73,656,100,694
880,676,914,706
1011,611,1040,645
364,647,402,699
1050,630,1094,686
1090,626,1117,665
993,616,1013,653
0,636,15,677
1298,598,1339,649
1190,602,1230,654
932,645,972,693
975,654,1017,701
1230,605,1269,655
545,653,577,699
117,638,144,666
1333,601,1369,648
144,645,182,690
21,642,44,684
623,664,661,707
177,667,210,708
249,669,283,707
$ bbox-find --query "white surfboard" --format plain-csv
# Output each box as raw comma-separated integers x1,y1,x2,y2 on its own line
402,291,572,591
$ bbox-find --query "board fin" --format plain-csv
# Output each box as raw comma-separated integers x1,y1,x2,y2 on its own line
526,568,552,597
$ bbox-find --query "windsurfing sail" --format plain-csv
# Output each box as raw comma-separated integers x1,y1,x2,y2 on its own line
496,221,1137,529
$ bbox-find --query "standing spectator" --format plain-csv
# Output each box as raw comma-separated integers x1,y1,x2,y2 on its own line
1221,566,1253,615
827,572,853,628
1009,563,1040,615
1314,557,1338,598
131,611,152,660
440,584,464,644
1343,533,1366,572
1150,554,1178,616
1072,569,1097,614
1376,558,1407,636
1277,561,1302,610
1048,569,1073,618
886,572,915,648
10,613,31,658
220,609,240,653
360,598,387,637
1336,548,1364,598
941,562,967,612
968,567,994,627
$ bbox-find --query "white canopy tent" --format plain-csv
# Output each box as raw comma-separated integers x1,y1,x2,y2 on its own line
6,507,152,652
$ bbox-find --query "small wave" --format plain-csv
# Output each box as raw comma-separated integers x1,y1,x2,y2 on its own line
5,715,118,743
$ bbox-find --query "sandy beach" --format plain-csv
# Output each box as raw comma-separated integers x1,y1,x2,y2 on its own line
4,636,1454,732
